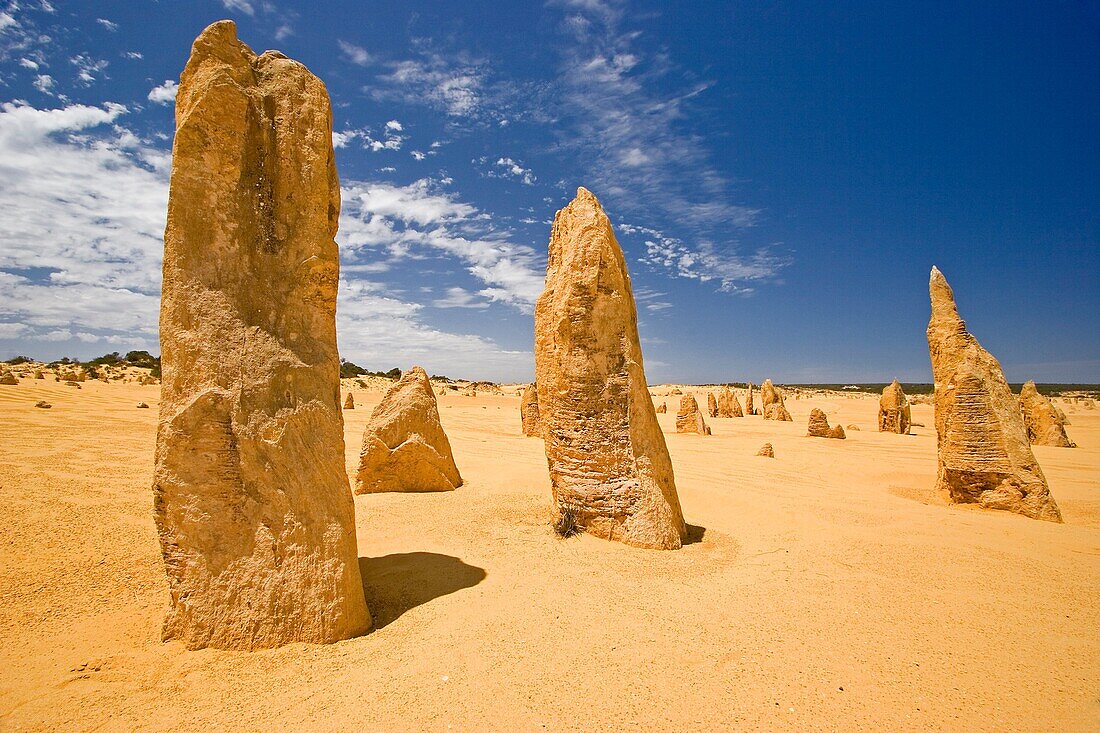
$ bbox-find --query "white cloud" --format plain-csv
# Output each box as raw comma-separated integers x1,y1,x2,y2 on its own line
340,178,544,310
69,54,108,85
0,11,16,32
0,102,168,346
336,279,531,381
274,24,293,41
220,0,255,16
32,73,53,94
432,286,490,310
338,40,372,66
410,150,425,161
19,57,38,70
385,119,403,132
147,79,178,104
0,100,537,380
375,54,485,117
95,18,118,32
123,51,143,60
493,157,536,185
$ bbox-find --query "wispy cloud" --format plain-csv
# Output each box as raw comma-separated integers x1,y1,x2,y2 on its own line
543,0,784,290
338,39,372,66
490,156,536,185
69,53,107,85
220,0,255,17
372,50,487,118
340,178,545,310
95,18,117,32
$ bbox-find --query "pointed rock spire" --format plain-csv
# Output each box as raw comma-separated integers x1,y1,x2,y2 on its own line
534,187,686,549
927,267,1061,521
761,379,793,421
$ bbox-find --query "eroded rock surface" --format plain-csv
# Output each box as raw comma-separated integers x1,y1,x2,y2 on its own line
717,386,743,417
745,383,756,415
153,20,370,650
1019,381,1074,448
706,392,718,418
878,379,911,434
534,187,686,550
343,393,354,410
355,366,462,494
676,395,712,435
807,408,843,439
655,401,667,414
927,267,1061,521
756,443,774,458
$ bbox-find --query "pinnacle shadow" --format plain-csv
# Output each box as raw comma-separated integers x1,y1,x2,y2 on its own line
684,524,706,545
359,552,486,630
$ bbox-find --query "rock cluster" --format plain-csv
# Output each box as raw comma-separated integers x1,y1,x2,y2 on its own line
0,371,17,385
520,383,541,437
355,366,462,494
35,400,51,409
756,443,774,458
878,379,911,434
152,21,370,650
760,379,792,421
807,408,844,439
533,187,686,550
676,394,712,435
927,267,1061,522
1018,381,1074,448
655,401,667,414
716,386,743,417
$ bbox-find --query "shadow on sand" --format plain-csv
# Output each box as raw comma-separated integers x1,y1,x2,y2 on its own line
684,524,706,545
359,552,487,630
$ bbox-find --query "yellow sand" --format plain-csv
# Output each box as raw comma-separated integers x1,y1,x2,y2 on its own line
1,379,1097,731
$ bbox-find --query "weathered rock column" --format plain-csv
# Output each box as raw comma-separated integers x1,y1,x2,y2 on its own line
355,366,463,494
878,379,911,434
927,267,1062,522
534,187,687,549
153,20,370,650
1019,381,1074,448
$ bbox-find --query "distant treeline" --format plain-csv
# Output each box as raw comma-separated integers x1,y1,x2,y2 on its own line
4,351,161,378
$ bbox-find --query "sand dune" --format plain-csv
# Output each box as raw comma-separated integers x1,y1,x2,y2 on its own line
1,379,1098,731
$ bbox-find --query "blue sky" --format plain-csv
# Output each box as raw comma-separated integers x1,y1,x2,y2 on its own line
0,0,1097,383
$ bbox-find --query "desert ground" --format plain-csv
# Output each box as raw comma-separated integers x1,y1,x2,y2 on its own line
1,377,1098,732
